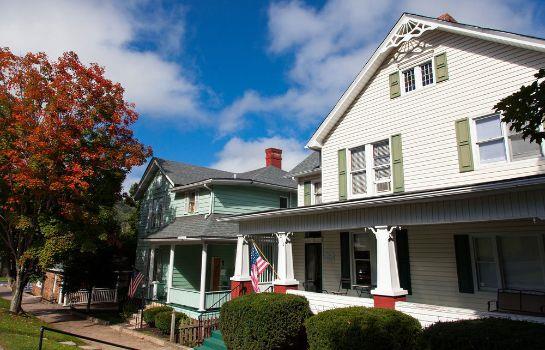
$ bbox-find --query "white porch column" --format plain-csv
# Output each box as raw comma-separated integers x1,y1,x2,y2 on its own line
199,243,208,311
273,232,299,293
230,235,252,297
370,226,407,308
166,244,175,303
148,246,156,299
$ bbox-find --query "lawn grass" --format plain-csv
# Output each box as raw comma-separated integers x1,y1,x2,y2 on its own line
0,298,84,350
0,276,7,282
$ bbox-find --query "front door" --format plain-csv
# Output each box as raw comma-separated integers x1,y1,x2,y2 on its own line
305,243,322,292
210,257,222,291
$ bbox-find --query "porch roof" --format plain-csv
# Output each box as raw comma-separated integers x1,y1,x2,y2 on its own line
218,175,545,234
143,214,238,241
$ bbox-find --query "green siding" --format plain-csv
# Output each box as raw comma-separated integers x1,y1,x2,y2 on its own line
213,185,293,215
206,244,236,290
172,245,201,289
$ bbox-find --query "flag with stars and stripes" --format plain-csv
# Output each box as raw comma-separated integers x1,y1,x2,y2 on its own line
250,244,269,292
128,270,144,299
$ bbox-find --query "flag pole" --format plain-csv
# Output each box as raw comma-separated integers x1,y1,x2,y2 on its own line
251,239,280,280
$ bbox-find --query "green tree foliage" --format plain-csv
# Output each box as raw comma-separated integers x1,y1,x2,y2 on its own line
495,69,545,144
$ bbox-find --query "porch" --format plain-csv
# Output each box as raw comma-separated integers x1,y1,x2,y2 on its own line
147,242,236,314
223,177,545,324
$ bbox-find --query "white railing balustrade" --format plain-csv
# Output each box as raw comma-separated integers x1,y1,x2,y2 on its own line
65,287,118,306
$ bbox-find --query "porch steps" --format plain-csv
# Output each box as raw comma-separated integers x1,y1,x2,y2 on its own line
195,330,226,350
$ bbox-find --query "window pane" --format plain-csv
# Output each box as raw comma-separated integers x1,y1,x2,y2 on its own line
475,115,502,141
499,236,544,289
403,68,416,92
478,139,506,163
351,147,365,171
314,182,322,204
355,260,371,285
474,237,498,289
375,167,391,180
373,140,390,166
420,61,434,86
509,134,542,160
352,171,366,194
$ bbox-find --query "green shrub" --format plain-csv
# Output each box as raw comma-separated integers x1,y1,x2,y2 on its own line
220,293,312,350
305,306,422,350
154,311,189,334
422,317,545,350
121,303,138,320
142,306,172,327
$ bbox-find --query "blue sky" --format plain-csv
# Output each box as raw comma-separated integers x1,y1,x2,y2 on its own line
2,0,545,189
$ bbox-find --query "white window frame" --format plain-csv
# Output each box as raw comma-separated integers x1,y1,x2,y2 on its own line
471,114,545,168
399,56,436,96
311,180,322,205
470,233,545,292
347,138,393,199
186,191,199,214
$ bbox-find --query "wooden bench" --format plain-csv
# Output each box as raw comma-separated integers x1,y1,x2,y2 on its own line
488,289,545,315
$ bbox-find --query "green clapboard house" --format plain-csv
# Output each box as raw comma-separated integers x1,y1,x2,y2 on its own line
133,148,296,317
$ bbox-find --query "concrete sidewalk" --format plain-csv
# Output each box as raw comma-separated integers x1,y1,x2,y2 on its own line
0,286,180,350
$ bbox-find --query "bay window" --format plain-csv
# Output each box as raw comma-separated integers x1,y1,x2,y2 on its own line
473,234,545,291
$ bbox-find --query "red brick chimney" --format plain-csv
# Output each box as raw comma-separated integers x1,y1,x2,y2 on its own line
437,13,457,23
265,148,282,169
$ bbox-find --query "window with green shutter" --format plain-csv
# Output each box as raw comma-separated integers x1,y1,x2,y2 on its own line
303,181,311,206
338,149,347,201
389,72,401,99
391,134,404,193
434,52,449,82
455,118,474,172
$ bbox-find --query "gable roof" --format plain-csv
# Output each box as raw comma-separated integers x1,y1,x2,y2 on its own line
134,157,297,199
306,13,545,149
289,152,321,178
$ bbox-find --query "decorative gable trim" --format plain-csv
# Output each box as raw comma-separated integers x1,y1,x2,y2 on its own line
381,18,437,53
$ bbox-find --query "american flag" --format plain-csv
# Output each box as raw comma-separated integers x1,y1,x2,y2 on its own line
250,244,269,293
128,270,144,299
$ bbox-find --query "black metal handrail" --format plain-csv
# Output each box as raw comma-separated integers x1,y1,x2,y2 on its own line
38,326,137,350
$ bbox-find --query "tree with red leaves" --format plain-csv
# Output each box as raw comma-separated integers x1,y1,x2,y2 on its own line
0,49,151,313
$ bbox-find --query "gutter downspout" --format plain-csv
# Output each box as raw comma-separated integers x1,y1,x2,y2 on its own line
204,184,214,219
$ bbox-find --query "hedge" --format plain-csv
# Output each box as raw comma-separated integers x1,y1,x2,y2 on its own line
142,306,172,327
305,306,422,350
422,317,545,350
220,293,312,350
155,311,189,334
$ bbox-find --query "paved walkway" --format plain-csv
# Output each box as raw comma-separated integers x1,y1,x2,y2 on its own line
0,286,178,350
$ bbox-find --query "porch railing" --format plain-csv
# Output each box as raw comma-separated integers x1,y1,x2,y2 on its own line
65,287,117,306
179,283,248,346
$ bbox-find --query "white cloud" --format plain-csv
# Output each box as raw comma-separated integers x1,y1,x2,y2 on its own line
0,0,205,122
211,136,309,173
219,0,545,134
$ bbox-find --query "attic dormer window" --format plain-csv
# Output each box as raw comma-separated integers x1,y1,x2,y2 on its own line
402,60,434,94
403,68,416,92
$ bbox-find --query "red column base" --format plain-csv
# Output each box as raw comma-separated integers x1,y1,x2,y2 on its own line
231,280,253,299
273,284,298,294
373,295,407,309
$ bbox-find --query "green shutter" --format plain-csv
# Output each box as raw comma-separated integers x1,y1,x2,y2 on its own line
434,53,449,83
340,232,351,289
395,229,412,294
338,149,347,201
455,118,474,172
389,72,401,99
303,181,311,206
391,134,405,193
454,235,475,294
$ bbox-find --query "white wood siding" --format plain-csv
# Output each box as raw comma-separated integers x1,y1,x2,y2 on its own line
321,30,545,203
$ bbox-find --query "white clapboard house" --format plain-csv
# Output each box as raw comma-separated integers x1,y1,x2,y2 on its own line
220,13,545,326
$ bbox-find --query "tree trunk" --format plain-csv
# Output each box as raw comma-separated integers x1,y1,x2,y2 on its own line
9,268,26,314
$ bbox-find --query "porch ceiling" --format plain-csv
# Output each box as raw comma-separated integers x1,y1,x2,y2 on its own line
219,175,545,235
